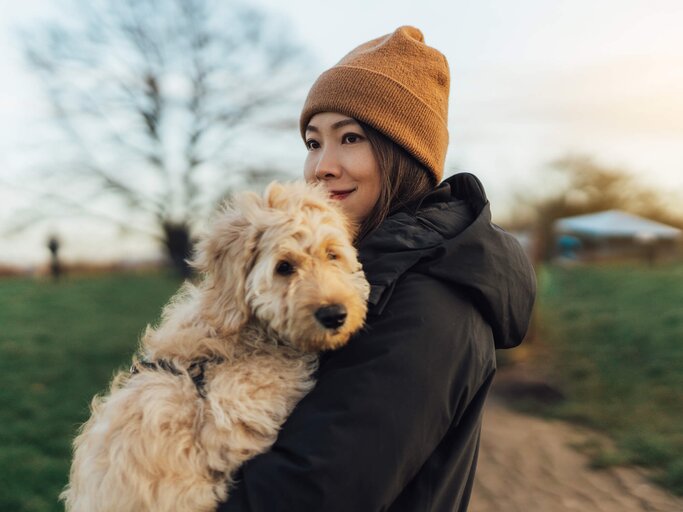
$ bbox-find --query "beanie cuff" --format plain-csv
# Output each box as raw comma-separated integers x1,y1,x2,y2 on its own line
300,66,448,182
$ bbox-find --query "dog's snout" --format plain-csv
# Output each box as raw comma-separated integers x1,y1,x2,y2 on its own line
314,305,347,329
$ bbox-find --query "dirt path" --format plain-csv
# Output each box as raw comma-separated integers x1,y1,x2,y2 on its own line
470,396,683,512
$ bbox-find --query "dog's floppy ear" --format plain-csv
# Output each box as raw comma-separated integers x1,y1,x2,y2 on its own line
191,192,264,332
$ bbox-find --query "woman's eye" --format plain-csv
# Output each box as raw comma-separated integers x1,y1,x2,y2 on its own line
342,133,362,144
276,260,296,276
305,139,320,150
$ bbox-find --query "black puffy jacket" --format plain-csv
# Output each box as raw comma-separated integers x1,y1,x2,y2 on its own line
218,173,536,512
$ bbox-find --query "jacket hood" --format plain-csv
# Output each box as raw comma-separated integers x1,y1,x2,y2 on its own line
357,172,536,349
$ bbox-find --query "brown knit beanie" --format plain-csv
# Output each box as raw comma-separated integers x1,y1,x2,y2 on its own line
300,26,450,183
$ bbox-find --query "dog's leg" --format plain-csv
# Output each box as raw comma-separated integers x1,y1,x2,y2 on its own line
63,370,220,512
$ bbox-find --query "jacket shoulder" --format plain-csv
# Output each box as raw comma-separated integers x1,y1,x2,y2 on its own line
365,271,496,376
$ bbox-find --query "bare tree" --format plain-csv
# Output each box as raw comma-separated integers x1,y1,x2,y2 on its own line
17,0,310,276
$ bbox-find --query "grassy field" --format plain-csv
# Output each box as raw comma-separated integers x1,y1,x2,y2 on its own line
533,263,683,495
0,271,181,512
1,265,682,510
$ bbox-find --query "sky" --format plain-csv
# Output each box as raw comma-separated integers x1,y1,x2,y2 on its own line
1,0,682,267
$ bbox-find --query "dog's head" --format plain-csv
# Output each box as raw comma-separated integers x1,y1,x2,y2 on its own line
191,181,369,352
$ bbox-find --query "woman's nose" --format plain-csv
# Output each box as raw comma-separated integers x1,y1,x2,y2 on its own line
314,149,342,180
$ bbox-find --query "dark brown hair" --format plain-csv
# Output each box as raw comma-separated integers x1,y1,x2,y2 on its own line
356,121,437,242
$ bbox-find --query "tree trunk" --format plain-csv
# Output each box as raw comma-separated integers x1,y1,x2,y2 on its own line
162,221,194,278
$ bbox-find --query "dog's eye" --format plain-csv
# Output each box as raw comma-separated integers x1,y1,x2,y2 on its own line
276,261,296,276
327,252,338,261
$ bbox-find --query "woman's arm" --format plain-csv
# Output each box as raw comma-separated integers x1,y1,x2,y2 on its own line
218,272,496,512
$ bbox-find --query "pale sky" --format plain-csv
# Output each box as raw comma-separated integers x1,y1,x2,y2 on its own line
1,0,682,266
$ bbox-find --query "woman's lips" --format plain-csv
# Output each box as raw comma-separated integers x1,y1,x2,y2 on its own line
329,189,356,200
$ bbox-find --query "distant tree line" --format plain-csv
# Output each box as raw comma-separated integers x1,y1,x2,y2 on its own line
507,154,682,263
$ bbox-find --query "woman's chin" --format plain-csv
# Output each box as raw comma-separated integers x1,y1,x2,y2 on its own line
335,201,361,223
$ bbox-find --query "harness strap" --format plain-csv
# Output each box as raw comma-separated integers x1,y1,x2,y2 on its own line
130,356,224,398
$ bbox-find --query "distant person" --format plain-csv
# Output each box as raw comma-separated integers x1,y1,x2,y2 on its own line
47,235,62,280
218,26,536,512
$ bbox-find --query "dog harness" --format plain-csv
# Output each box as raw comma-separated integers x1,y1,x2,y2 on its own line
130,356,224,398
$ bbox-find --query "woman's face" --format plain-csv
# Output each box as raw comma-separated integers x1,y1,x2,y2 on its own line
303,112,381,224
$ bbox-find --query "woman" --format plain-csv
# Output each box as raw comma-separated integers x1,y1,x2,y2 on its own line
219,26,536,512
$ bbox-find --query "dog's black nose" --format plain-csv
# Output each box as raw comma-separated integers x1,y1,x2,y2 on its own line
315,305,347,329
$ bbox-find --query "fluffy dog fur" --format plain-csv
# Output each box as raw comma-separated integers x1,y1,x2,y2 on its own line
61,181,370,512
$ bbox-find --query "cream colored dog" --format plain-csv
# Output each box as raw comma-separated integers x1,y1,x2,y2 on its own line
61,181,370,512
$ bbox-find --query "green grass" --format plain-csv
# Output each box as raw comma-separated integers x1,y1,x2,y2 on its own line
3,265,683,509
0,271,181,512
535,263,683,495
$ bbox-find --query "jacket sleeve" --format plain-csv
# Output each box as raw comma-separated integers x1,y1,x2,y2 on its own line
217,272,496,512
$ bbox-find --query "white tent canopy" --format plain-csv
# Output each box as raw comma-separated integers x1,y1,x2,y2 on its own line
555,210,682,240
